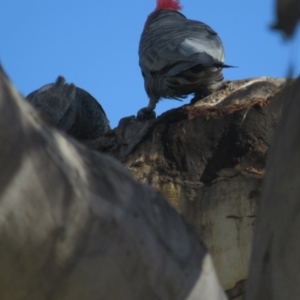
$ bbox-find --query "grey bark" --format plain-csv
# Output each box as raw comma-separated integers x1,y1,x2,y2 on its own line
87,77,288,298
0,2,297,298
0,64,291,299
245,78,300,299
0,65,226,299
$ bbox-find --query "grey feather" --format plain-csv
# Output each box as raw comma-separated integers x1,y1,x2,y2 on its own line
26,77,110,139
138,9,232,119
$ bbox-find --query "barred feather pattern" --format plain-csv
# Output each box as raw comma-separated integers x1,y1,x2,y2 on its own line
26,77,110,139
139,10,226,103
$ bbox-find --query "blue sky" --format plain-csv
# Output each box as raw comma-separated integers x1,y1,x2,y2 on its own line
0,0,299,128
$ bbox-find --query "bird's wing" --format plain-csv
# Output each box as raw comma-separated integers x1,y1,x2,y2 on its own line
139,19,225,76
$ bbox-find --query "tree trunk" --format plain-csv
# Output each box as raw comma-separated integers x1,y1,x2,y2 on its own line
87,77,287,299
245,78,300,299
0,66,228,299
0,61,292,299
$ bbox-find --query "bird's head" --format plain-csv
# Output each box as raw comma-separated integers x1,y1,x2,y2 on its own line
144,0,182,28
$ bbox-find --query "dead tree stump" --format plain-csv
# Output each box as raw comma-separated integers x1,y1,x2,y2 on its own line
87,77,287,298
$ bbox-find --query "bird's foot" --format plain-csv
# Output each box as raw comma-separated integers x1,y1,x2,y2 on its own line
137,107,156,120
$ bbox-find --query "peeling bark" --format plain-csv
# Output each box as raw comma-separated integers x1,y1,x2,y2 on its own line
0,60,293,299
86,77,288,297
245,78,300,299
0,66,227,299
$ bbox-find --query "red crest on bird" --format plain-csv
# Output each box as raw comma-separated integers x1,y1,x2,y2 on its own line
137,0,232,120
155,0,182,11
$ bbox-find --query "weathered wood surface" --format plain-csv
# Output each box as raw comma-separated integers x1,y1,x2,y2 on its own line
0,2,298,298
0,66,227,299
86,77,288,298
245,78,300,300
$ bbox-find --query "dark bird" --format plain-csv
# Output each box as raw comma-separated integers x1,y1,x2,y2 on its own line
26,76,110,140
138,0,232,119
